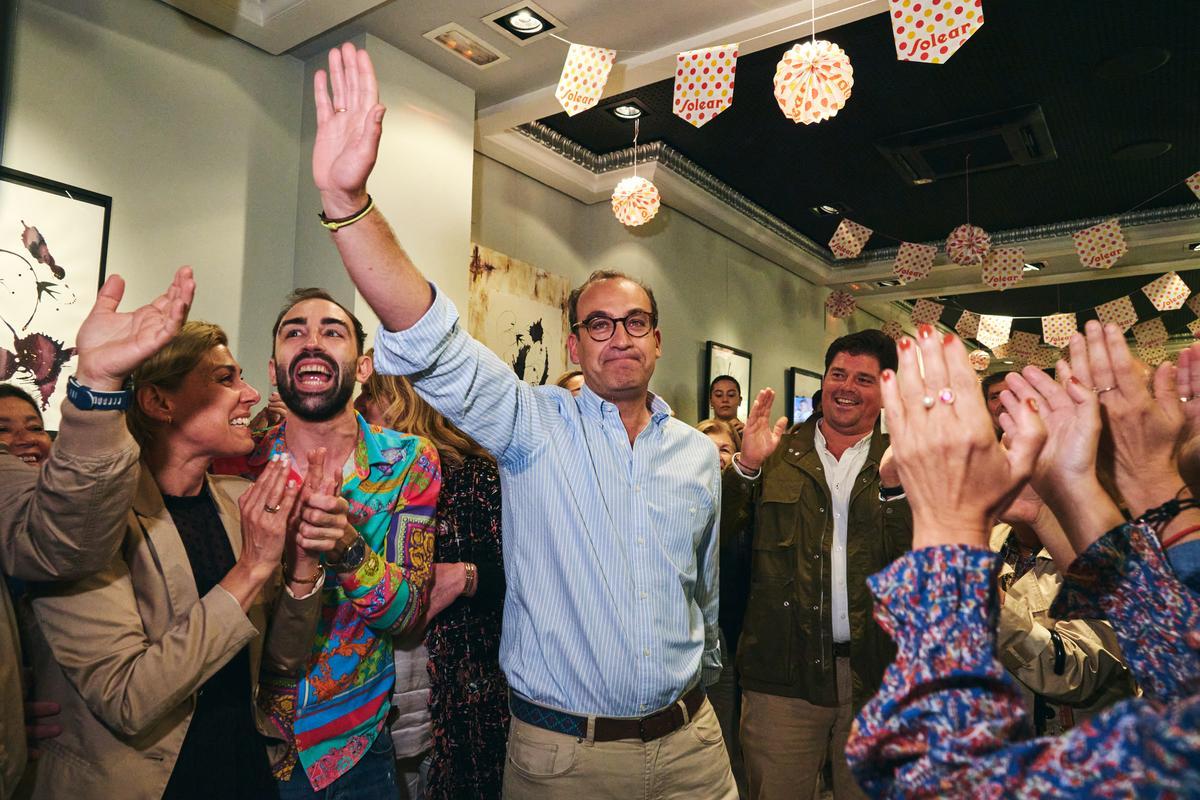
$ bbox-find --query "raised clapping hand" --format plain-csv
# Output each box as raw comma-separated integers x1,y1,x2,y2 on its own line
313,42,384,218
738,388,789,471
881,325,1045,549
1176,342,1200,491
74,266,195,391
291,447,353,558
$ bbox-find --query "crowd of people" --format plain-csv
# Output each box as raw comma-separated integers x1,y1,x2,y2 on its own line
3,41,1199,800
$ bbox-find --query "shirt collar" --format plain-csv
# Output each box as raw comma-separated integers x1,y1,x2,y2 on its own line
577,382,672,425
814,419,872,454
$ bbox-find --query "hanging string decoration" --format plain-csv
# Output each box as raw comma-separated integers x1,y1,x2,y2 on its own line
1073,219,1127,270
1096,296,1138,332
955,310,981,339
1139,344,1169,367
945,223,991,266
556,44,616,116
893,241,938,284
612,176,660,227
1188,294,1200,317
889,0,985,64
1008,331,1039,361
968,349,991,371
976,314,1012,349
911,298,944,326
1030,347,1062,369
882,320,905,340
1041,313,1077,348
1141,271,1191,311
673,45,738,128
1188,319,1200,339
826,290,858,318
829,219,873,259
772,40,854,125
1133,318,1168,348
980,246,1025,290
1188,171,1200,200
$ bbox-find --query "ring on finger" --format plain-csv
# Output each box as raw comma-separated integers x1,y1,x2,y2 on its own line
938,387,956,405
264,503,282,514
1093,385,1116,394
921,394,936,409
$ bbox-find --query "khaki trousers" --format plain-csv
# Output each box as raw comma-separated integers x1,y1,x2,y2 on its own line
502,697,738,800
741,658,867,800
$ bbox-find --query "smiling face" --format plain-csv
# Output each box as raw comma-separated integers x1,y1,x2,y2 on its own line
704,428,736,469
566,278,661,403
985,381,1007,429
820,351,883,437
157,345,261,459
0,395,52,465
709,378,742,420
271,298,371,422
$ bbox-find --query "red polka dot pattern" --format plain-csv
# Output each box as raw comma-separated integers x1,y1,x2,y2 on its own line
556,43,616,116
888,0,985,65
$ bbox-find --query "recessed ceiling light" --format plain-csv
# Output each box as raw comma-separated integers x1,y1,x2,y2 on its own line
423,24,509,69
809,203,848,217
1188,242,1200,252
875,279,900,287
1023,261,1045,272
602,98,650,121
1111,140,1173,160
483,2,563,45
1096,47,1171,79
612,105,642,120
1002,360,1014,365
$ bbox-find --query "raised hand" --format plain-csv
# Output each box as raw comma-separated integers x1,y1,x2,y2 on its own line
1004,362,1100,498
313,42,384,217
738,388,788,471
1175,344,1200,491
249,391,288,433
74,266,195,390
292,447,351,557
881,326,1045,549
236,456,301,573
1068,320,1185,517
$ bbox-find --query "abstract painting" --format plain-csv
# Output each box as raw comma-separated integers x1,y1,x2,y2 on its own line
0,167,110,429
467,244,570,386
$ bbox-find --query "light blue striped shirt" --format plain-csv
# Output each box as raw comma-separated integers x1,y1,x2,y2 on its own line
373,286,721,717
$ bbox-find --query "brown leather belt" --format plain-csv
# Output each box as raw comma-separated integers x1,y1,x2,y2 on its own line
510,684,706,742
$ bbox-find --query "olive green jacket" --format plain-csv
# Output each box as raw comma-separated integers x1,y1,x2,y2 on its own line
723,418,912,710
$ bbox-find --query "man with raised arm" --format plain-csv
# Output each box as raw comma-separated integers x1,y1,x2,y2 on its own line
0,266,195,798
308,42,735,799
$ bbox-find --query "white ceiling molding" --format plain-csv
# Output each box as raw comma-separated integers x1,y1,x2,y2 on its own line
159,0,391,55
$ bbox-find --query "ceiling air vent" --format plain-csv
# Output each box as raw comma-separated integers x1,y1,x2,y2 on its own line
875,105,1057,186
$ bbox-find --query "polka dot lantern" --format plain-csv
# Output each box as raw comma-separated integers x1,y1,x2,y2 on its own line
773,40,854,125
611,176,661,227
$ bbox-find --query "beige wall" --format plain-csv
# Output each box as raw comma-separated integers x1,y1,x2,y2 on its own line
470,155,884,422
3,0,303,391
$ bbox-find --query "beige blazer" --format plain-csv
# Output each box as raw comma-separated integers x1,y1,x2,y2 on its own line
0,407,139,800
19,467,320,800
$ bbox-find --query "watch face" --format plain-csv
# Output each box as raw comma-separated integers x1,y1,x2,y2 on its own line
332,536,366,570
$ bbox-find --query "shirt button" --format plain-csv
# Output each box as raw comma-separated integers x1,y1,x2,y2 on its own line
640,591,648,599
782,600,790,607
819,507,826,513
886,508,894,515
813,553,820,560
643,648,651,657
634,485,641,493
637,537,645,544
811,605,818,611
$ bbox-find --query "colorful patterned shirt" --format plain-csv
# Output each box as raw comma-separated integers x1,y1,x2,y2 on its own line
215,413,439,790
847,520,1200,798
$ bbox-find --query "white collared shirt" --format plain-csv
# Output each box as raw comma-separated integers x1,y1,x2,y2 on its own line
814,420,873,643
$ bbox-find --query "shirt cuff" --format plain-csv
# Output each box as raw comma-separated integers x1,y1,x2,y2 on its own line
284,569,326,601
372,282,458,377
731,453,761,481
868,545,999,638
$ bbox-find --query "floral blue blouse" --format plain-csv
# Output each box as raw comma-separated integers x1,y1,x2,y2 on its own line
847,520,1200,798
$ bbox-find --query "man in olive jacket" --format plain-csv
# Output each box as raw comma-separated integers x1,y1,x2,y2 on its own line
724,329,912,800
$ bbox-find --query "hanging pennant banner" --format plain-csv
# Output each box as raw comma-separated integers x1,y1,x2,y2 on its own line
556,43,616,116
1030,347,1062,369
881,320,905,340
1141,271,1191,312
826,290,858,319
828,219,873,259
1189,319,1200,339
1095,296,1138,332
1139,344,1169,367
673,45,738,128
955,310,980,339
1133,317,1168,348
991,342,1010,359
1188,170,1200,201
976,314,1012,349
1073,219,1127,270
1187,294,1200,317
910,298,944,325
893,242,938,284
981,246,1025,291
1008,331,1039,360
1041,313,1077,348
889,0,985,64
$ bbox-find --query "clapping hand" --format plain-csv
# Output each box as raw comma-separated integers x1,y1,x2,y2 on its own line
313,42,384,218
292,447,352,557
880,326,1045,549
74,266,195,390
738,388,788,471
1174,343,1200,491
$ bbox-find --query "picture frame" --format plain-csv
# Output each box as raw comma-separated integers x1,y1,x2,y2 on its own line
785,366,823,427
0,166,112,430
703,340,751,422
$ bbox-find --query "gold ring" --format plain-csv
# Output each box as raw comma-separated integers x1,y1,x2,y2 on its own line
264,503,282,514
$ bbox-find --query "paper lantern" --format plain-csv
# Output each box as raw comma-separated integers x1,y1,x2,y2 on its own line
611,176,660,227
945,224,991,266
772,40,854,125
969,349,990,371
826,290,857,319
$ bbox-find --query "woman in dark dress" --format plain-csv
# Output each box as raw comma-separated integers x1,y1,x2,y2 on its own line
358,361,508,800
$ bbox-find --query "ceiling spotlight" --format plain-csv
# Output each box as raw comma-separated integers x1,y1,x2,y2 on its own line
507,10,543,32
809,203,848,217
612,105,642,120
1023,261,1045,272
603,98,650,121
1188,242,1200,252
875,279,900,287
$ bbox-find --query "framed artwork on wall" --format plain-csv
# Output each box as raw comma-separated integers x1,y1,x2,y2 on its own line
785,366,823,427
703,340,751,422
0,167,111,430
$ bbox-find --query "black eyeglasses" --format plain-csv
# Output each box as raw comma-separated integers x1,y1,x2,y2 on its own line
573,311,656,342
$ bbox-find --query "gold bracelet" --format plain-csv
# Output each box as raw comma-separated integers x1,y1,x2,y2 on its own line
318,195,375,231
286,562,324,585
462,562,478,597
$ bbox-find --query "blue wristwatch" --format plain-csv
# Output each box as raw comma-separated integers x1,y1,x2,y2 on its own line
66,376,132,411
